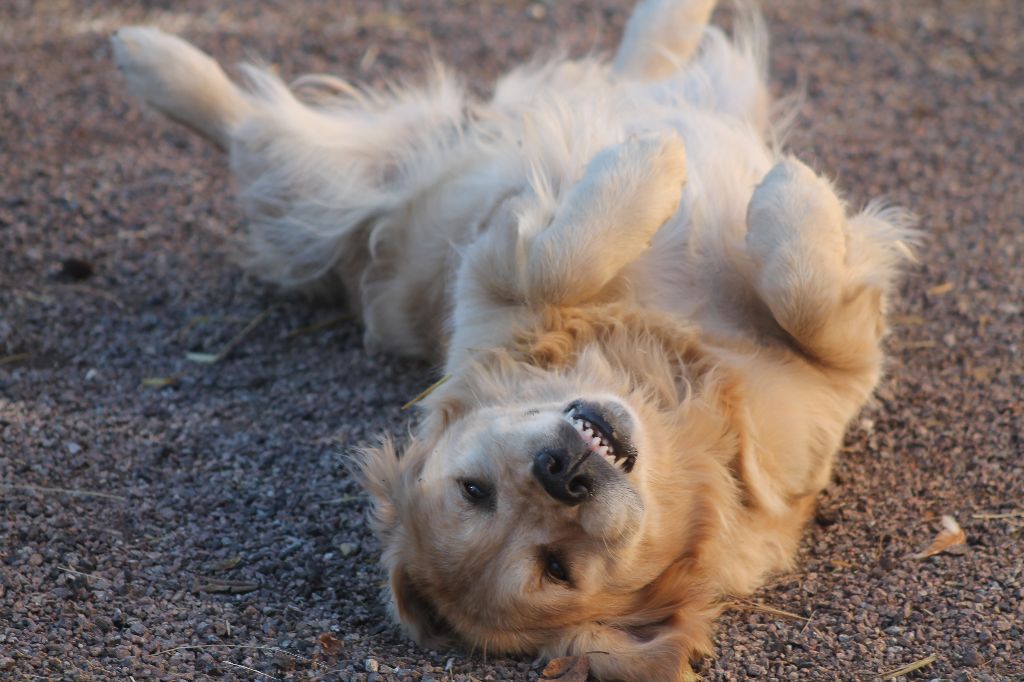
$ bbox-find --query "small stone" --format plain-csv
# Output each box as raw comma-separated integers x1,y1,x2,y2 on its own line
65,441,82,455
338,543,357,557
59,257,94,281
365,658,379,673
28,553,43,566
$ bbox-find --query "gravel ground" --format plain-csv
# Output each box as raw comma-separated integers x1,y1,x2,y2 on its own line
1,1,1021,680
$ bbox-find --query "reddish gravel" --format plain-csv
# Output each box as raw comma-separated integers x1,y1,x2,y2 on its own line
1,1,1021,680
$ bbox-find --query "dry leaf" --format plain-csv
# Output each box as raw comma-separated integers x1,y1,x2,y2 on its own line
540,655,590,681
910,515,966,559
318,632,343,656
926,281,955,296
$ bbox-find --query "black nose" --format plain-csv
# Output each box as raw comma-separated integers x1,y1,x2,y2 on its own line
532,448,593,506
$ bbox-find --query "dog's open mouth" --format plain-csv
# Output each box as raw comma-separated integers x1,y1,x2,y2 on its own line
564,400,637,473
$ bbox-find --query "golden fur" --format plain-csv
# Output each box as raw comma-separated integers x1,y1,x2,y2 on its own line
112,1,916,678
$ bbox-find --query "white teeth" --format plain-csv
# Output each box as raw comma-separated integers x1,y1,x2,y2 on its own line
566,411,618,461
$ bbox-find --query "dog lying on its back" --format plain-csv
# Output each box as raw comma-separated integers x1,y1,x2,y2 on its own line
112,1,915,679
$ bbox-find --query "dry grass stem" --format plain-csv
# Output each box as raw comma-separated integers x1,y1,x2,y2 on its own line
57,566,94,579
193,577,260,594
926,281,955,296
285,313,354,338
221,661,280,680
725,599,809,621
321,494,362,505
972,511,1024,520
142,376,179,387
69,283,125,309
155,644,310,662
402,374,451,410
899,339,937,350
0,352,31,366
1,483,127,501
186,305,276,364
879,653,937,680
890,315,925,327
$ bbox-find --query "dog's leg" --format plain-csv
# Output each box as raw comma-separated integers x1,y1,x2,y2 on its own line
745,158,914,371
613,0,717,80
526,131,687,306
112,27,251,148
113,27,470,329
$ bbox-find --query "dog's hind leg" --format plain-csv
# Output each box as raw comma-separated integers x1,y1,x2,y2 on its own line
613,0,717,80
745,158,916,372
112,27,251,149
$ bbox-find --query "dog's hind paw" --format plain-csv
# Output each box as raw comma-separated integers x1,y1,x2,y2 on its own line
111,26,246,147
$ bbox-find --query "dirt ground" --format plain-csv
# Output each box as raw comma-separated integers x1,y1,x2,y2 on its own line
1,1,1021,680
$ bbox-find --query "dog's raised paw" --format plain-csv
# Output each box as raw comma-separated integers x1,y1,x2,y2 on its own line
745,158,847,269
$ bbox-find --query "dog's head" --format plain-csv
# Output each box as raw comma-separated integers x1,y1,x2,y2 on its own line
357,317,744,680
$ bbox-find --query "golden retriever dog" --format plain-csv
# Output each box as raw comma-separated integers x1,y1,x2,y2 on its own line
112,1,915,679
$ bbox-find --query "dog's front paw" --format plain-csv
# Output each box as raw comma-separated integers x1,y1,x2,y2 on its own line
525,130,687,305
745,158,846,272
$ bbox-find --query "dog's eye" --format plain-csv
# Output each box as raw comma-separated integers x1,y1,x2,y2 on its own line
460,479,491,502
544,553,570,584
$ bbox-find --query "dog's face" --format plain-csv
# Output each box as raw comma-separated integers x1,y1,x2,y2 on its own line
360,346,735,679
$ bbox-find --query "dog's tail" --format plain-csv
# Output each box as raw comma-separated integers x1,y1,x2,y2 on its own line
112,27,250,149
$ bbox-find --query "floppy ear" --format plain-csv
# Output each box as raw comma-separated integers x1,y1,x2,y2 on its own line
351,438,404,537
387,565,454,647
352,436,453,645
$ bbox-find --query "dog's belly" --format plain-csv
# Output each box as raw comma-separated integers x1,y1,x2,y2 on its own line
624,108,777,336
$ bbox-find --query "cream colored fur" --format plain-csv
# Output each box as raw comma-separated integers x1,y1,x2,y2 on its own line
112,1,916,679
